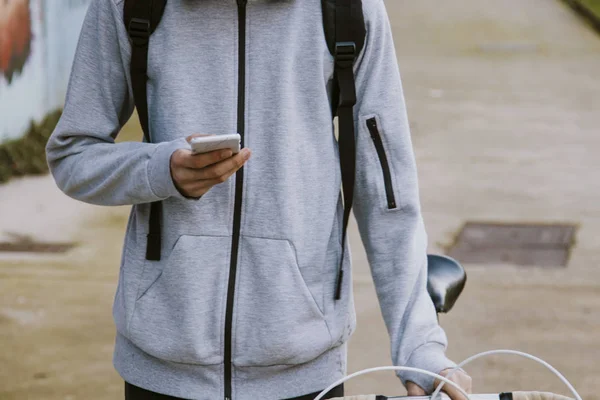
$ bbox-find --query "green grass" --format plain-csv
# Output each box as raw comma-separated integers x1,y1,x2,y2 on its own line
577,0,600,17
567,0,600,31
0,110,62,183
0,109,143,184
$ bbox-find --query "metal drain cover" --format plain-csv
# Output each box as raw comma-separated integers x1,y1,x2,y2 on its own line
447,222,577,267
0,233,76,254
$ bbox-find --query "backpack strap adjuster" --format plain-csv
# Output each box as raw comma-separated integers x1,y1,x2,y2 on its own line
334,41,356,66
124,0,168,262
128,18,151,45
334,41,358,107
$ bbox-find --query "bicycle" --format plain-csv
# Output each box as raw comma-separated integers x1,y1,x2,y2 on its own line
313,255,583,400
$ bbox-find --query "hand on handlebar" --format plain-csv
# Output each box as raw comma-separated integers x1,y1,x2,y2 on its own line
406,368,472,400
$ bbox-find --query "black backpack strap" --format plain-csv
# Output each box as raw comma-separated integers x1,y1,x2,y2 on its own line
323,0,365,300
322,0,365,116
124,0,167,261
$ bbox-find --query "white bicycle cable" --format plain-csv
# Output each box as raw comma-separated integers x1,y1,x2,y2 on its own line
431,349,583,400
313,366,471,400
314,350,583,400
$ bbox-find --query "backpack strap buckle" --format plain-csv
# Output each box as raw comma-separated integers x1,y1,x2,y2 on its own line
334,42,357,107
334,41,356,67
128,18,151,45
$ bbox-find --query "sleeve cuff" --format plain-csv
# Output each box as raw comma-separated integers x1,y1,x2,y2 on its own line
397,342,456,393
146,137,190,200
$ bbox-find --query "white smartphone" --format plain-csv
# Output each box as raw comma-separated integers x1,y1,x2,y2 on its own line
190,134,241,155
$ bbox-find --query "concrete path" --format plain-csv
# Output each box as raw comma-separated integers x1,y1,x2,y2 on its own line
0,0,599,399
348,0,600,398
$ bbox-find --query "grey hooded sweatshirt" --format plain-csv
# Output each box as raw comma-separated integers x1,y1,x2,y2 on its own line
46,0,455,399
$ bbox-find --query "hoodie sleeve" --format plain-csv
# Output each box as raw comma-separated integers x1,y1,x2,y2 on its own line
351,0,456,392
45,0,189,206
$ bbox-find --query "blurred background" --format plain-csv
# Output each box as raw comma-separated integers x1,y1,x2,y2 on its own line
0,0,599,399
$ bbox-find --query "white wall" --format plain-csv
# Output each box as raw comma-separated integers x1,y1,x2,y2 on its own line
0,0,91,143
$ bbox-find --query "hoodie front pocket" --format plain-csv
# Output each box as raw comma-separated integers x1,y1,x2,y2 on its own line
128,235,230,365
366,116,398,210
232,236,333,367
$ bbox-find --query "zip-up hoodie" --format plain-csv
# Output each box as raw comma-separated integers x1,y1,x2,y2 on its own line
46,0,455,398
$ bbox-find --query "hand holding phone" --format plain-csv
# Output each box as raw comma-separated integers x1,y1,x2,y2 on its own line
170,134,250,198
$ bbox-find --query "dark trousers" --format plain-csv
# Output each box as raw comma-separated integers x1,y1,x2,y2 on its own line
125,381,344,400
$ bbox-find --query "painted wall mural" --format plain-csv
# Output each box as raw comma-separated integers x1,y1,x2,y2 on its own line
0,0,33,84
0,0,91,143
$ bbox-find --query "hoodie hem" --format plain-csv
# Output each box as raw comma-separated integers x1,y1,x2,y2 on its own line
114,332,347,400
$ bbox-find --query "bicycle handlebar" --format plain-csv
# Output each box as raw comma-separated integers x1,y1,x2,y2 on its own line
339,394,571,400
318,350,582,400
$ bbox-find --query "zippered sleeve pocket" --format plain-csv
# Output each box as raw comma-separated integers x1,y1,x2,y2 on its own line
363,115,399,210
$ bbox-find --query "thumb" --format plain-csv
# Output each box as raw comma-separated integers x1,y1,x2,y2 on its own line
406,381,427,396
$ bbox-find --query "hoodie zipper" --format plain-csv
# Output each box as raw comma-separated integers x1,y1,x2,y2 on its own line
366,117,397,209
225,1,247,399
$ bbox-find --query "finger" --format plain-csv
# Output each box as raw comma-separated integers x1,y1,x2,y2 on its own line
178,162,243,192
178,149,234,169
213,159,247,184
175,148,249,182
460,373,472,394
197,148,251,180
174,161,234,185
440,383,469,400
435,373,472,400
464,377,472,394
177,150,246,183
186,133,214,143
179,183,210,199
172,166,207,185
439,369,473,394
180,177,227,198
192,149,235,169
406,381,427,396
203,151,247,180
